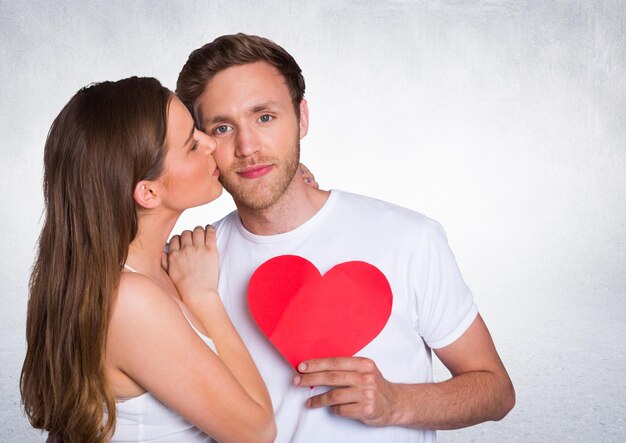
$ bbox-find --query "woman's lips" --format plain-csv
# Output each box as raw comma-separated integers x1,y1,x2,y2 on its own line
237,164,273,179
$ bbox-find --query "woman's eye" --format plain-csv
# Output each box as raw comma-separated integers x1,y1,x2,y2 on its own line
259,115,273,123
191,142,198,151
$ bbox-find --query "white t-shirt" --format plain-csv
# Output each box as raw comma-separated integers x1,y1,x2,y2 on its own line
215,190,478,443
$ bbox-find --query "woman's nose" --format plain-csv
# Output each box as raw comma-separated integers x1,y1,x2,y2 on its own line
197,130,217,154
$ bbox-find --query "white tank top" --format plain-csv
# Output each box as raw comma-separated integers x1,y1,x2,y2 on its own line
107,265,216,442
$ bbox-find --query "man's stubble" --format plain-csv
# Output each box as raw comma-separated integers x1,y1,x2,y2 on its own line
219,137,300,211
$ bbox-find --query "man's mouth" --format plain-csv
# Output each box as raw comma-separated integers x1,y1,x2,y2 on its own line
237,164,273,179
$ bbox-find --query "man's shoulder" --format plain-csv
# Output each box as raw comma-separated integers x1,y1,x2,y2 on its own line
333,189,437,228
212,209,238,231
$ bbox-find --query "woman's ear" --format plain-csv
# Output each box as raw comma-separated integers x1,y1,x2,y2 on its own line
133,180,161,209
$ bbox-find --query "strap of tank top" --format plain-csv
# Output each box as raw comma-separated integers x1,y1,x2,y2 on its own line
121,262,217,352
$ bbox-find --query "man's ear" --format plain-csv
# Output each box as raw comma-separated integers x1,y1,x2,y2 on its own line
133,180,161,209
298,99,309,139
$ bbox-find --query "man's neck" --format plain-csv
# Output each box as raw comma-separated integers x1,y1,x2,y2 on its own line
236,180,330,236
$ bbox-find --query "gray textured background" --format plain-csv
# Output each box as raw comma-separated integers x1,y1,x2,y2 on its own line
1,1,625,441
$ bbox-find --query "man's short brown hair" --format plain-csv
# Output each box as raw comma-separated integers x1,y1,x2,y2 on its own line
176,33,306,120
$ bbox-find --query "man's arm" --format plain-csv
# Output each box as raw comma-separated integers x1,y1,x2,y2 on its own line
293,313,515,430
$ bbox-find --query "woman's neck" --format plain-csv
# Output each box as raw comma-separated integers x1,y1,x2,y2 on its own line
126,208,180,292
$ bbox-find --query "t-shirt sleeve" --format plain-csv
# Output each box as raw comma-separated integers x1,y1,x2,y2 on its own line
413,219,478,349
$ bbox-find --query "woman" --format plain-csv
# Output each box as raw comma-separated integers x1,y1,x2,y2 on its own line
21,77,315,442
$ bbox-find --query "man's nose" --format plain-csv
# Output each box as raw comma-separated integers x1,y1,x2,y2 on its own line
235,125,261,157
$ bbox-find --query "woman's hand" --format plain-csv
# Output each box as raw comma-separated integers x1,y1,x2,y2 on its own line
299,163,319,189
166,225,219,304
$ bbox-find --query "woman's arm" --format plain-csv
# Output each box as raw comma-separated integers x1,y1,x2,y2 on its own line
168,225,275,438
107,227,275,443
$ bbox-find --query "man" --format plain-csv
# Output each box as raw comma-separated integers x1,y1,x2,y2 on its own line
176,33,515,442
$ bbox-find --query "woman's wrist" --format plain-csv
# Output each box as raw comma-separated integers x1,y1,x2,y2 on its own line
180,287,220,307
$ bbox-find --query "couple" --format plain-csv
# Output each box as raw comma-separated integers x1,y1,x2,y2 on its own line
21,34,515,442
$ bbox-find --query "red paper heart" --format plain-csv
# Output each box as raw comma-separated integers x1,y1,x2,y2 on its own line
248,255,392,370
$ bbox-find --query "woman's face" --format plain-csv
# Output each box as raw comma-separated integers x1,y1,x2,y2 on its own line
158,96,222,211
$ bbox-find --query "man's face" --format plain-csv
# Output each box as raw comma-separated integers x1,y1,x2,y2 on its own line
194,61,308,210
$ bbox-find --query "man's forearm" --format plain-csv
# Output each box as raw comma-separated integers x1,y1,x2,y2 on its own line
298,316,515,429
392,370,515,430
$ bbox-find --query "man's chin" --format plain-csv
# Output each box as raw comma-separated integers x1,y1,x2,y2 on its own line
222,152,300,211
233,195,279,211
224,182,280,211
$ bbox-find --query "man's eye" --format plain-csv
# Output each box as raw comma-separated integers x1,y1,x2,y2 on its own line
190,142,198,151
259,115,273,123
214,125,231,134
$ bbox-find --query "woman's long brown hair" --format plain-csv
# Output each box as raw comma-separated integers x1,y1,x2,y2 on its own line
21,77,171,442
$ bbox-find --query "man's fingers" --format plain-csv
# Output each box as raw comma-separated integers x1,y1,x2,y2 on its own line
307,386,358,408
306,386,384,424
295,356,393,426
294,370,372,388
298,356,376,374
328,402,362,419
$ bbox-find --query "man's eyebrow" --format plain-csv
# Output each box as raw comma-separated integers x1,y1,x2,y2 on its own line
201,101,282,127
250,101,280,113
203,115,229,126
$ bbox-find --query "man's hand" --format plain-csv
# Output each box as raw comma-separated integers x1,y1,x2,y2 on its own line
292,317,514,431
292,356,400,426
